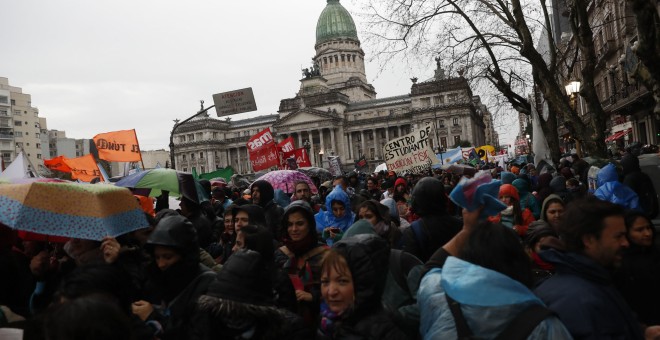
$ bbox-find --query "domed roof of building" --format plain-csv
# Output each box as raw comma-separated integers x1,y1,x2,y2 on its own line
316,0,358,45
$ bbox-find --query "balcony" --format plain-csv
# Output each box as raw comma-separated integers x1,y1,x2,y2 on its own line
0,133,14,140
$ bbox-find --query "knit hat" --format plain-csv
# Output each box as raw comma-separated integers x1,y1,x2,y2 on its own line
499,184,520,201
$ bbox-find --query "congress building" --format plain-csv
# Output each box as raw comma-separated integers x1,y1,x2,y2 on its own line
172,0,493,174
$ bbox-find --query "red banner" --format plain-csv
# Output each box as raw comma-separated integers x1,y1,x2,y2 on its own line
44,155,72,173
249,144,280,171
93,129,142,162
62,154,102,182
283,148,312,168
247,127,275,151
278,137,295,153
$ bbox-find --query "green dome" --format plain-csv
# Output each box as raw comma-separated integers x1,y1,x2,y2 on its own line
316,0,358,45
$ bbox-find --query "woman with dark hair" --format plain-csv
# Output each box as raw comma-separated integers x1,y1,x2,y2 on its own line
357,200,402,249
614,211,660,326
539,195,564,232
315,186,356,246
232,224,297,313
274,201,328,329
488,184,535,236
418,218,571,338
317,234,410,339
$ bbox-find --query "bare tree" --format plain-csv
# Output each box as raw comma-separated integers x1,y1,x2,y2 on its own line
358,0,635,162
628,0,660,116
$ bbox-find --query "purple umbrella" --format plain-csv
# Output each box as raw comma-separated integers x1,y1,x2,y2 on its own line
254,170,318,194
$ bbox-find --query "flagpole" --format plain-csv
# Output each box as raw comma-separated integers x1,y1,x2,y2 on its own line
133,129,146,171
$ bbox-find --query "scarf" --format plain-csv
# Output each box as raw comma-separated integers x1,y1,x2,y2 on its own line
283,233,317,257
319,301,340,336
531,251,554,270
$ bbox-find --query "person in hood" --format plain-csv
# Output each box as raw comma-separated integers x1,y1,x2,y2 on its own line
275,201,329,329
196,249,312,339
620,153,659,219
488,184,535,237
539,194,564,232
500,171,516,185
250,180,285,239
594,163,641,211
357,200,402,249
315,186,356,246
534,197,647,339
402,177,462,262
512,178,541,219
317,234,410,339
136,215,216,340
419,219,571,339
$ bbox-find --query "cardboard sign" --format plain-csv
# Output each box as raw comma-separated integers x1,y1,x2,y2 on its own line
383,123,439,174
328,156,342,176
93,129,142,162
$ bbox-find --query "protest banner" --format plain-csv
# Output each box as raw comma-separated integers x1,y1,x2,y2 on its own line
354,155,368,170
44,155,72,173
383,122,439,175
62,154,102,182
247,127,279,171
278,137,295,153
93,129,143,163
282,148,312,168
328,156,342,176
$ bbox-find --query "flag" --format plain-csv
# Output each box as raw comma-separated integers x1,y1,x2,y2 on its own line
436,147,462,165
44,155,72,173
278,137,295,153
199,167,234,181
192,167,199,179
247,127,279,171
355,155,368,170
62,154,102,182
93,129,143,162
282,148,311,168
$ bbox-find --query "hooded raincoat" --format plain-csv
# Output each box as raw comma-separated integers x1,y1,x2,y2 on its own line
512,179,541,219
315,186,356,245
593,163,640,211
419,256,572,339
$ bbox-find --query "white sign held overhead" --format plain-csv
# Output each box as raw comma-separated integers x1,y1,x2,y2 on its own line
383,122,440,175
212,87,258,117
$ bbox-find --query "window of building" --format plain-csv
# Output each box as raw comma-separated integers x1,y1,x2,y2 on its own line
10,99,15,105
201,166,205,173
441,137,447,148
0,109,7,116
212,132,218,139
439,119,445,127
15,131,22,137
453,117,459,126
190,153,195,160
448,94,458,102
16,142,23,148
14,120,22,126
356,133,361,142
454,135,460,146
187,134,194,141
421,98,431,107
36,143,41,148
200,152,204,159
0,96,7,104
434,95,444,104
182,155,186,161
370,148,375,159
368,132,373,140
183,167,188,172
341,55,345,62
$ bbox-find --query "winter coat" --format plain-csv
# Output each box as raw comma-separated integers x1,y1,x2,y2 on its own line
614,242,660,326
534,249,644,339
594,163,640,211
488,207,535,236
513,179,541,219
540,194,562,226
621,154,659,219
402,177,462,262
419,256,572,339
315,186,356,244
318,234,411,340
500,171,516,184
196,250,312,339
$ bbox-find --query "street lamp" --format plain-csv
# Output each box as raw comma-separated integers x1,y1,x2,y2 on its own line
564,80,583,157
169,100,215,171
526,134,531,154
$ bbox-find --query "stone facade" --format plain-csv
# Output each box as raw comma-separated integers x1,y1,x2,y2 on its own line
171,1,489,173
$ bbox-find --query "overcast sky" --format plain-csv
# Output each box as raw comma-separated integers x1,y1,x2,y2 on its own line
2,0,516,152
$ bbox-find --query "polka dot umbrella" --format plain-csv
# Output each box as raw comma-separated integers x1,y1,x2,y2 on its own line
0,180,149,241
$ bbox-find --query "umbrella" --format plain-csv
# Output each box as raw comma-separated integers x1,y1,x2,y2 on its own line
114,168,208,204
0,181,149,241
297,167,333,182
254,170,318,194
441,163,477,176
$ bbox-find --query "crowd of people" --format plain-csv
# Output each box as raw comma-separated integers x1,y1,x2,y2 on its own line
1,150,659,339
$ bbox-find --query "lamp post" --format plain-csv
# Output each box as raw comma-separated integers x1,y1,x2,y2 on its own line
564,80,582,157
319,149,324,168
169,101,215,171
526,134,531,154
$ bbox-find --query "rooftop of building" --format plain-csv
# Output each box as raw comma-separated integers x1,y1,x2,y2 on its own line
316,0,358,45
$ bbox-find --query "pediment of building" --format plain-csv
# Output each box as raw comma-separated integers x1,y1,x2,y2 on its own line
274,108,340,128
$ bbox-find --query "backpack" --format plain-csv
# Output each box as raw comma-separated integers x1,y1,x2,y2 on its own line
445,294,555,340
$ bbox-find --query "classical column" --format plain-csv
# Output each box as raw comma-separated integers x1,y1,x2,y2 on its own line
308,131,316,166
330,128,336,156
360,130,366,158
385,127,390,141
320,128,325,154
347,132,353,159
397,126,401,137
297,132,303,149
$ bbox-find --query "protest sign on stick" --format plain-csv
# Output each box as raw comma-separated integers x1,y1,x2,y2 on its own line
383,122,439,175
